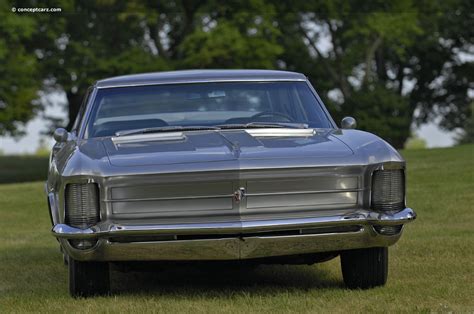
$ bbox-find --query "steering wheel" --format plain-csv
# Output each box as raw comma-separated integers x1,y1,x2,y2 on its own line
250,111,295,122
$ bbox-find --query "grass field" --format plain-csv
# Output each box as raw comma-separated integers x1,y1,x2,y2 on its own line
0,145,473,312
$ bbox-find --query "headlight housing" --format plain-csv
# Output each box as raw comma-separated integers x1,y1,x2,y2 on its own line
371,169,405,211
65,183,100,249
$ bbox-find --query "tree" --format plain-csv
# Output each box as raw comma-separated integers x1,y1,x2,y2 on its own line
411,0,474,133
405,135,427,150
2,0,472,147
119,0,282,68
29,0,169,130
179,1,282,69
275,0,473,148
0,1,41,136
25,0,282,130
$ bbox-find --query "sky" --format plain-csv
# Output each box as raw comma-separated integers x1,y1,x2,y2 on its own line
0,99,458,155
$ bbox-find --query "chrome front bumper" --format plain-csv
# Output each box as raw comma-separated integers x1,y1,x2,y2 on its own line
53,208,416,262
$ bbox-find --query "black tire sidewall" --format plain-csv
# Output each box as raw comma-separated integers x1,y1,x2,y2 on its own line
69,258,110,297
340,247,388,289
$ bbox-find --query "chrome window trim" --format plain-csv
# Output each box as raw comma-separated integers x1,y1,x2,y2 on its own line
77,86,99,140
304,80,338,129
95,78,307,89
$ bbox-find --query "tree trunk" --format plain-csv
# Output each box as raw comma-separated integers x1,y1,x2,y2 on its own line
66,92,83,131
363,37,382,86
375,48,388,82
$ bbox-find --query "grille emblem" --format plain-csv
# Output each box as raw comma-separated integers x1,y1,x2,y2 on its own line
233,187,246,203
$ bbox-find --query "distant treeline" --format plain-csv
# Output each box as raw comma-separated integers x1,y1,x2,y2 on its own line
0,156,49,184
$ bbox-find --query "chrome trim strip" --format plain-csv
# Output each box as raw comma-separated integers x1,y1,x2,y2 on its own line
245,128,316,137
96,78,308,89
47,192,59,226
78,86,99,140
376,161,406,171
52,207,416,240
104,189,363,202
111,132,185,144
105,194,234,202
245,188,364,197
305,81,339,129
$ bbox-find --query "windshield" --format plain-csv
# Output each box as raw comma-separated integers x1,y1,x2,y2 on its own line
85,81,333,138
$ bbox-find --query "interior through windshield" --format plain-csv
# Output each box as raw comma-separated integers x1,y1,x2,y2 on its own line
85,81,333,138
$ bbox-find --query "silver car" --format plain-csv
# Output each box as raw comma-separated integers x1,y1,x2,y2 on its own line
47,70,416,297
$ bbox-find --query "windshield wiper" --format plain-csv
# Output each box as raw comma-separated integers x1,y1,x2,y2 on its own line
116,122,308,136
216,122,309,129
115,125,220,137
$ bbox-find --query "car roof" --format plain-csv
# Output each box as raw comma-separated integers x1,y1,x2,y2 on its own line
95,69,307,88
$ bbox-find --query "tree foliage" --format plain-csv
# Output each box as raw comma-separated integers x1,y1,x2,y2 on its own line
1,0,472,148
26,0,169,130
405,136,427,150
276,0,473,147
0,1,40,136
180,1,282,69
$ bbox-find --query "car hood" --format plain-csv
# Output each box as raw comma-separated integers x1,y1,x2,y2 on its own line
101,129,353,167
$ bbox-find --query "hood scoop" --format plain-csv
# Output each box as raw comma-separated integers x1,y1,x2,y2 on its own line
246,128,315,138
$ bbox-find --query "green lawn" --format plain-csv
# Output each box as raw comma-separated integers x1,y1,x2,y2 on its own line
0,145,473,312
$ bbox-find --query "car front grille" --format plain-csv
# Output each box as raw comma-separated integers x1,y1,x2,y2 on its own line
107,168,362,220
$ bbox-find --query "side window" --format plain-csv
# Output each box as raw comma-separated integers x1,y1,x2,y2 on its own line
71,87,92,133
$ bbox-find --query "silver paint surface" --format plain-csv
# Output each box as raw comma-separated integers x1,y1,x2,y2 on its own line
47,70,415,262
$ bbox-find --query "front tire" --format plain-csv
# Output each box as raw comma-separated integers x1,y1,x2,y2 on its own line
69,258,110,297
340,247,388,289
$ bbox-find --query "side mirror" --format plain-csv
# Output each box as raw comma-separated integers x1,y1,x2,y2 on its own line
341,116,357,129
53,128,69,143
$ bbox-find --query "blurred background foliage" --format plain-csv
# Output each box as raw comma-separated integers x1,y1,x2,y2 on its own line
0,0,473,148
